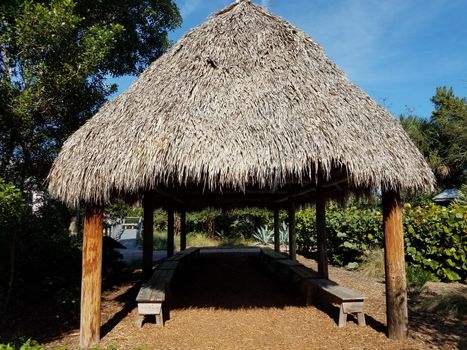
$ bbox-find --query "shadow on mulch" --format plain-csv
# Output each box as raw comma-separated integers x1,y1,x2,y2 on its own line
408,304,467,349
101,281,141,338
0,265,141,346
172,253,304,310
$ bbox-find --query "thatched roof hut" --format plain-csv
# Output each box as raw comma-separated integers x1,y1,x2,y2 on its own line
47,0,434,209
47,1,435,346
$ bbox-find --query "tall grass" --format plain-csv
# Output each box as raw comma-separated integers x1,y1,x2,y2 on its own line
152,231,254,249
421,293,467,317
358,249,385,280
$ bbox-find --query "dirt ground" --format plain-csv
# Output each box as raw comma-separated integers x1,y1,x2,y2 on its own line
43,250,466,350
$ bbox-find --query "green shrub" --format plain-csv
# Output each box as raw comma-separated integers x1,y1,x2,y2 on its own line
0,339,45,350
404,203,466,282
406,265,439,294
186,207,271,239
296,201,466,282
296,203,383,266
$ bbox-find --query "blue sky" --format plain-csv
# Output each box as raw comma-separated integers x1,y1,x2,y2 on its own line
111,0,467,118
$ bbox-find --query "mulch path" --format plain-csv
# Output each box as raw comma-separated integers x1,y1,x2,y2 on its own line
45,251,464,350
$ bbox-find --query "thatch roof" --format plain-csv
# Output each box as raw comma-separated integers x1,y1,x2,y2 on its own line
48,0,435,208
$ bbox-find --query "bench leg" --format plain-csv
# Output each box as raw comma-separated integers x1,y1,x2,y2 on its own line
357,312,366,326
305,282,317,306
163,302,170,322
155,312,164,327
338,305,347,327
136,315,145,328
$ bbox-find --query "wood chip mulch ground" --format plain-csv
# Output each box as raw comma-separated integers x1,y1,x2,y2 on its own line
46,251,465,350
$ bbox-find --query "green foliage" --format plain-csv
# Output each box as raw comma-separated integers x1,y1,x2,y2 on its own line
0,178,24,229
252,225,273,245
186,207,271,239
455,183,467,206
279,222,289,247
296,204,383,265
296,208,315,253
0,339,45,350
0,186,82,313
406,265,439,294
404,203,466,282
0,0,181,189
296,201,466,282
400,87,466,187
106,199,142,219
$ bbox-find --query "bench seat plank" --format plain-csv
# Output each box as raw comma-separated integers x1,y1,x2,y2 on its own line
307,279,365,301
158,260,179,270
288,265,321,279
276,259,303,267
260,248,289,260
166,247,200,261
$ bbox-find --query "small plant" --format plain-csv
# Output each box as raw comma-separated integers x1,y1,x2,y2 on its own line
358,249,385,280
252,225,273,245
279,222,289,247
406,265,439,294
0,339,45,350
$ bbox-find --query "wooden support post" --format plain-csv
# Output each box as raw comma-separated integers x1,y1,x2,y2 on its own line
180,209,187,251
167,205,175,257
274,207,280,252
143,193,154,280
383,190,408,340
80,206,103,349
288,201,296,261
316,184,329,278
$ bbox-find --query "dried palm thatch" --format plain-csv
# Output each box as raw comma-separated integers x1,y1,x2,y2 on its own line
48,0,435,207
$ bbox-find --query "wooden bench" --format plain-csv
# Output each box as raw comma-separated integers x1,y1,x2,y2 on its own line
259,247,289,263
135,248,200,327
305,278,366,327
166,247,200,268
136,268,176,327
259,248,289,274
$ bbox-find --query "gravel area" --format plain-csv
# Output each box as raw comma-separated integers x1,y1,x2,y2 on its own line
46,251,464,349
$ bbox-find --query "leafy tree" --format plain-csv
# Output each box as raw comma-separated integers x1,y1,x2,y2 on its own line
0,0,181,189
430,87,467,184
0,178,24,311
400,87,466,188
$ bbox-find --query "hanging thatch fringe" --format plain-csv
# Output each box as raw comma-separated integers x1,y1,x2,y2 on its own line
47,0,435,207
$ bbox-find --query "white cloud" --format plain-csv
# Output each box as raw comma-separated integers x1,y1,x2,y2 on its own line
292,0,450,85
180,0,203,19
260,0,270,10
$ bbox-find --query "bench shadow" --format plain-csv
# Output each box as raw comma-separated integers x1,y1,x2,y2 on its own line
100,281,141,338
171,253,303,310
312,302,386,333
